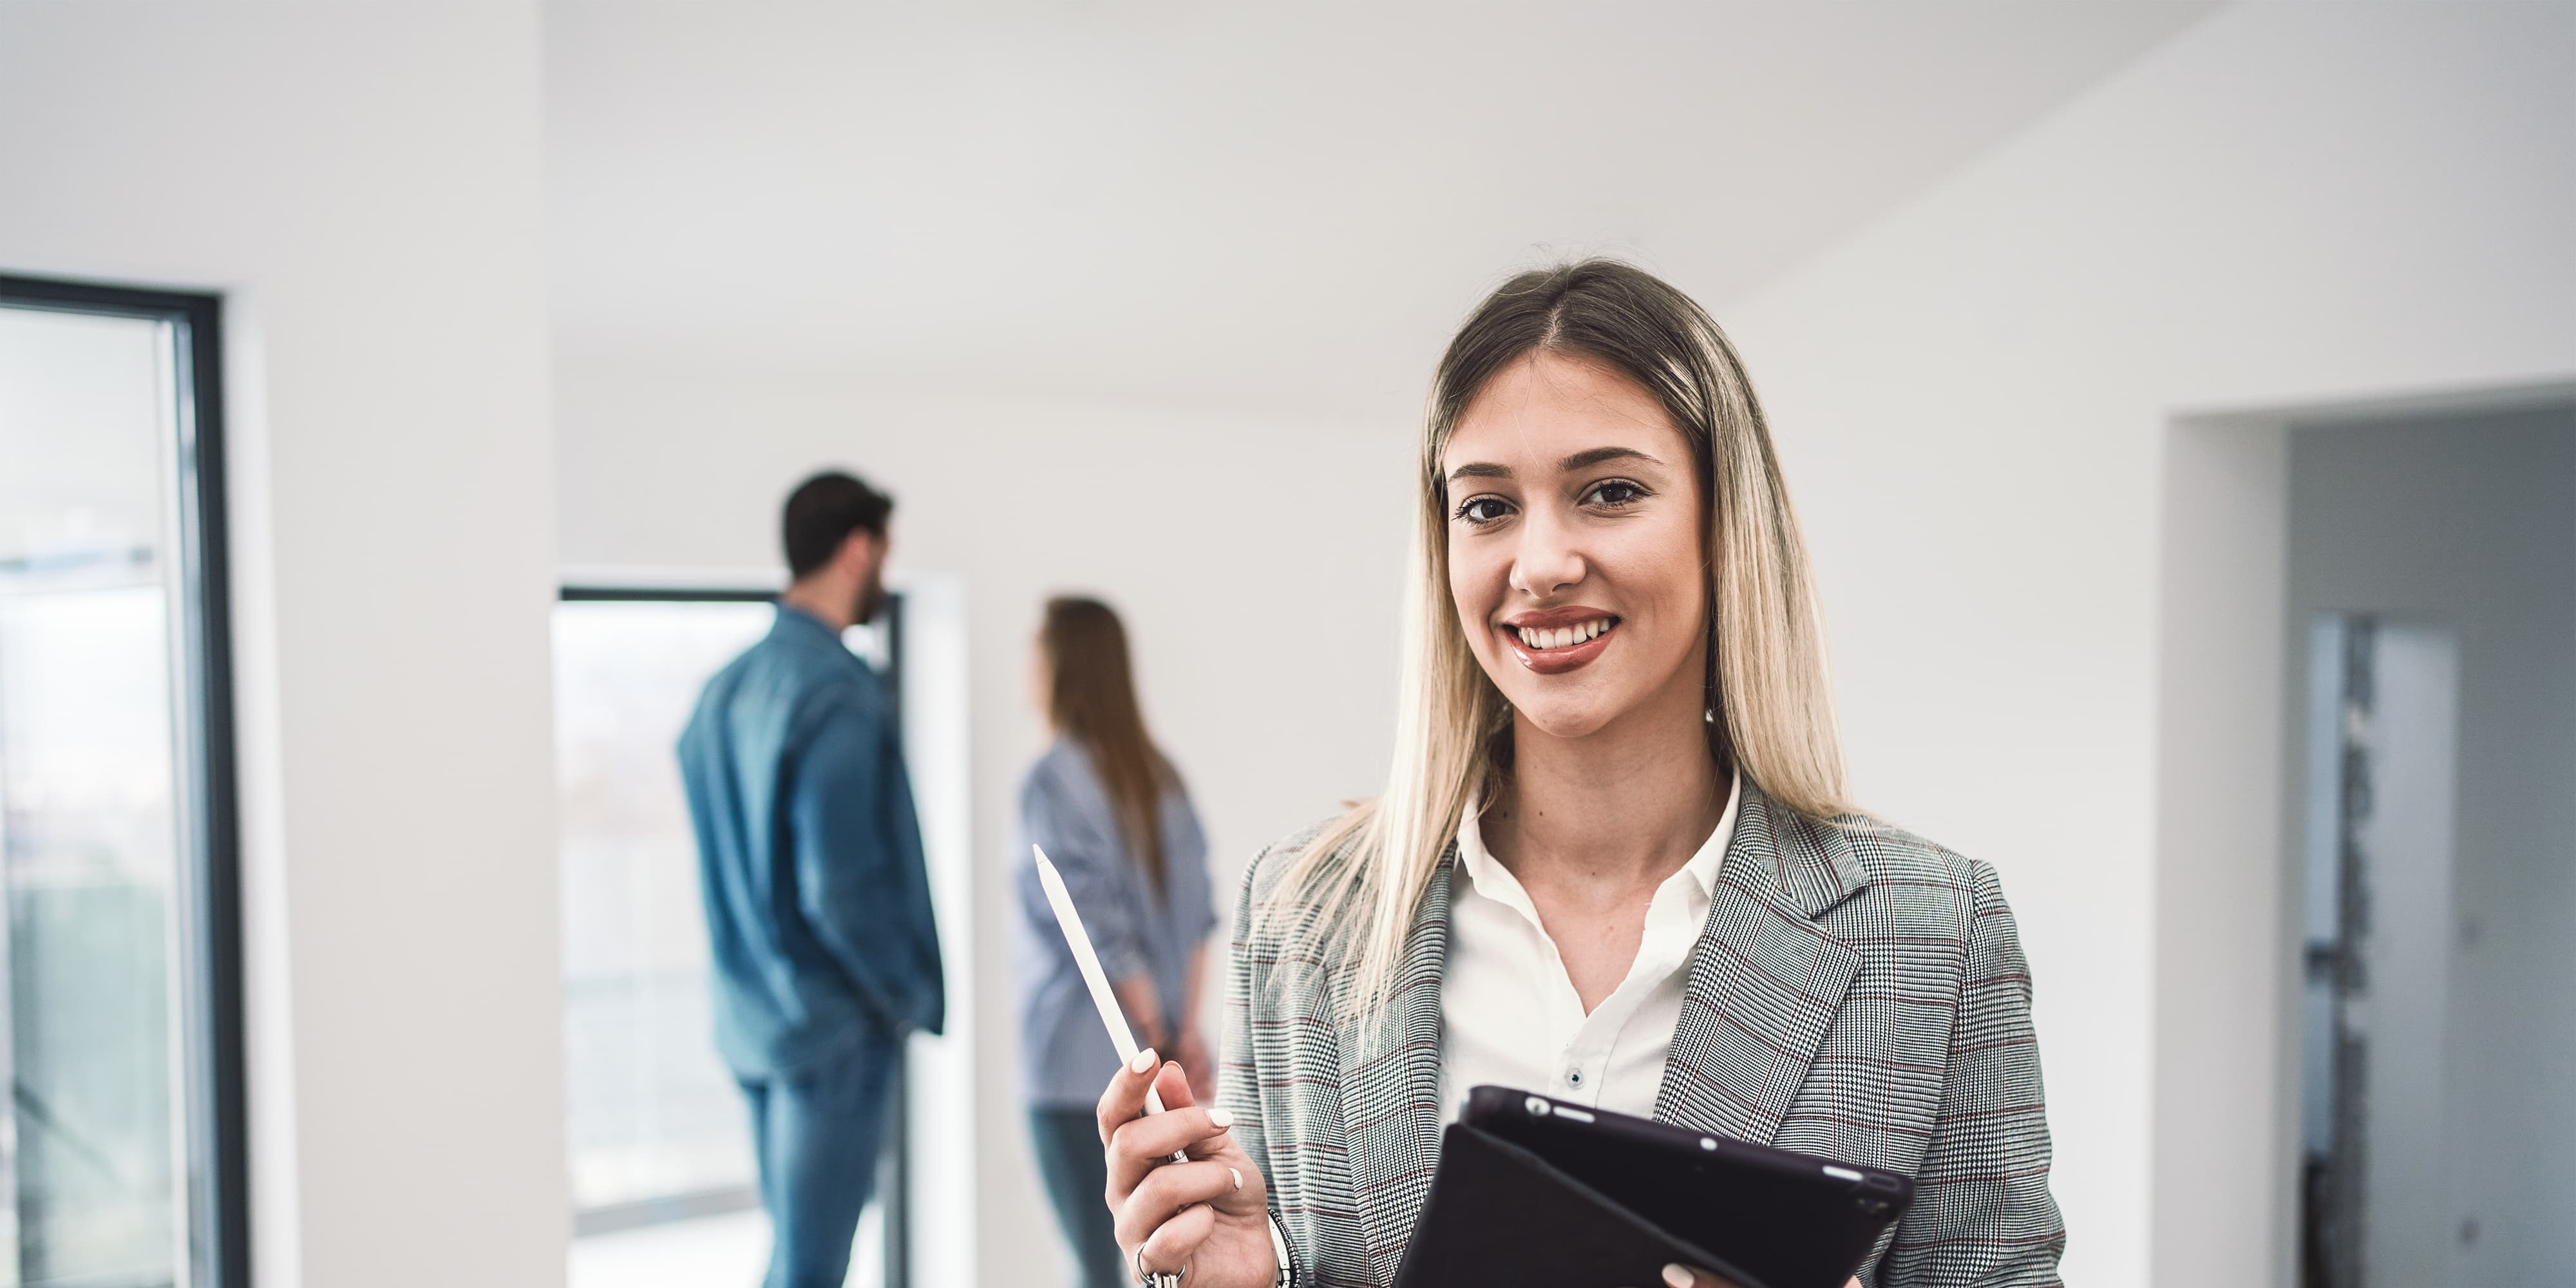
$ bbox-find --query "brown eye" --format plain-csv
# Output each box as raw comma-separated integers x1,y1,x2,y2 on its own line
1586,479,1650,509
1454,496,1513,524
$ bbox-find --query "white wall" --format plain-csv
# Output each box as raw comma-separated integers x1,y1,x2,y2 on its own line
553,370,1413,1286
1721,5,2576,1286
2287,410,2576,1285
0,6,566,1286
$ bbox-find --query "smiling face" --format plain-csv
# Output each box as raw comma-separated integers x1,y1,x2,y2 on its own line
1443,350,1710,744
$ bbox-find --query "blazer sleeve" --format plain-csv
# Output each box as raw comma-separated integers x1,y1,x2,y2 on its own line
1217,853,1277,1219
1874,861,2067,1288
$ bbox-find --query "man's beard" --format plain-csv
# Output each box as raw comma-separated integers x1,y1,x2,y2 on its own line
851,564,887,626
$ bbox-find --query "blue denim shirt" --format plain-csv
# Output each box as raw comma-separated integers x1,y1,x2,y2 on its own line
1010,739,1216,1106
678,604,944,1077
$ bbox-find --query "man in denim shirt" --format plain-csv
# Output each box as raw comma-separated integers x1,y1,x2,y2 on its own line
679,471,943,1288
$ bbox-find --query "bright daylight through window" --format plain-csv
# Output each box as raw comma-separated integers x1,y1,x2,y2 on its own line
554,592,896,1287
0,280,243,1288
555,598,775,1223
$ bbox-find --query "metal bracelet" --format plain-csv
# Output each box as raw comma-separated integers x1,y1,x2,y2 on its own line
1267,1211,1296,1288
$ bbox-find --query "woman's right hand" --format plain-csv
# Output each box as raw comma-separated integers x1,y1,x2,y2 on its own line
1099,1048,1277,1288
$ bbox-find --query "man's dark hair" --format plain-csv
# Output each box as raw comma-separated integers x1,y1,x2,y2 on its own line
781,471,895,579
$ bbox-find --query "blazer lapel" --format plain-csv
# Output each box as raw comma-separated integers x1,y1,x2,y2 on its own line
1653,782,1866,1143
1334,854,1452,1284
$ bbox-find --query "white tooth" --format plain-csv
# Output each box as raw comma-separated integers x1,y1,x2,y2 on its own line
1551,628,1572,649
1539,629,1558,649
1582,620,1600,640
1517,627,1536,647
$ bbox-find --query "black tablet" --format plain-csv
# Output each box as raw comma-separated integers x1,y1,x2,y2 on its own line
1391,1085,1911,1288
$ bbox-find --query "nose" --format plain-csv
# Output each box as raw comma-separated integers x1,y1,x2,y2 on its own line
1508,506,1585,600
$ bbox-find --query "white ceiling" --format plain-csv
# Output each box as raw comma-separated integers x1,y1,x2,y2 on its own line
544,1,2219,419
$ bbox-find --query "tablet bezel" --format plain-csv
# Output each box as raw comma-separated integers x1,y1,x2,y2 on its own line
1459,1085,1911,1288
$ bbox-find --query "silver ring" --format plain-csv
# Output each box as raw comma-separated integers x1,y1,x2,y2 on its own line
1134,1243,1186,1288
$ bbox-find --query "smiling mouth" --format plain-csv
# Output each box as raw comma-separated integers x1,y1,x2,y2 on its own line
1510,616,1620,652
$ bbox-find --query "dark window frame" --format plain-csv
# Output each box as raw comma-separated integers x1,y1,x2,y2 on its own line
0,273,248,1288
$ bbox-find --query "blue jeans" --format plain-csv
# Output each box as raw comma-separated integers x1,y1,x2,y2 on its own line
1028,1106,1126,1288
739,1037,900,1288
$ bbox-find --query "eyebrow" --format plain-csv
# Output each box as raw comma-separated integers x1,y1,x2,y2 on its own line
1444,445,1665,482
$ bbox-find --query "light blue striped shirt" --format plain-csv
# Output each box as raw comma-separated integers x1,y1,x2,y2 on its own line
1009,739,1216,1106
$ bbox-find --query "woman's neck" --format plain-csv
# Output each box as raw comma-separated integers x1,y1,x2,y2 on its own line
1488,692,1728,891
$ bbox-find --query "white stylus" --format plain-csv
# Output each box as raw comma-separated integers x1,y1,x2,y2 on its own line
1033,844,1191,1164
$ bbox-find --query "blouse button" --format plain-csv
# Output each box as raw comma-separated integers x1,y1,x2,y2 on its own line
1566,1068,1584,1087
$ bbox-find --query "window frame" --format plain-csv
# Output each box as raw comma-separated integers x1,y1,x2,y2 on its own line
0,272,248,1288
554,584,911,1288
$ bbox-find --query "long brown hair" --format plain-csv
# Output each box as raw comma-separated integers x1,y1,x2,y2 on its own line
1281,258,1850,1019
1040,596,1175,898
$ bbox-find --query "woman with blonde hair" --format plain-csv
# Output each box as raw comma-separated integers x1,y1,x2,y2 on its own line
1096,261,2064,1287
1016,595,1218,1288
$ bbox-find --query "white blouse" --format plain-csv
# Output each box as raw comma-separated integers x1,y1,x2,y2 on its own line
1437,772,1740,1122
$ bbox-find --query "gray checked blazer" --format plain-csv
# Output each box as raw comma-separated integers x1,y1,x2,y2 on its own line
1217,779,2066,1287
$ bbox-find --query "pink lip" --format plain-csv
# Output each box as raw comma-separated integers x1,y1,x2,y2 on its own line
1497,611,1620,676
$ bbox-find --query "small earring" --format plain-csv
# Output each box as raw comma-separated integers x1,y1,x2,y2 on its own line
1703,707,1716,724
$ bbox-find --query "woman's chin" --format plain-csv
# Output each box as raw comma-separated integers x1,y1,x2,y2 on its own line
1502,698,1621,744
1501,672,1710,746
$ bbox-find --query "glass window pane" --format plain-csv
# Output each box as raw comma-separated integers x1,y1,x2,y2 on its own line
0,304,189,1285
554,600,775,1213
557,597,896,1288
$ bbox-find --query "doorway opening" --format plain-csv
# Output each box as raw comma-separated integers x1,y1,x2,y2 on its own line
2152,385,2576,1288
2294,616,2461,1287
2282,404,2575,1288
552,574,978,1288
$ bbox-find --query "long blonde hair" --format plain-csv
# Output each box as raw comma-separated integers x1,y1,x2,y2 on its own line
1280,259,1850,1016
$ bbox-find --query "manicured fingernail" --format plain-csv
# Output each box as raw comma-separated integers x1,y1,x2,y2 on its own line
1229,1166,1243,1191
1132,1048,1157,1074
1208,1108,1234,1128
1662,1265,1696,1288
